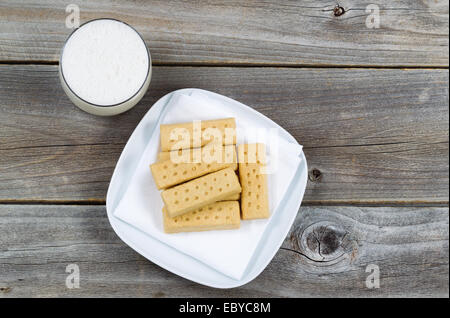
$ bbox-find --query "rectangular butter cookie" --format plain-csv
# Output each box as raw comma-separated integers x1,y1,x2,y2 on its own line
160,118,236,152
150,145,237,190
238,143,270,220
163,201,240,233
161,167,242,217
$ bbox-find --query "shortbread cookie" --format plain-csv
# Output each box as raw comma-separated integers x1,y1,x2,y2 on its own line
163,201,240,233
157,144,237,164
160,118,236,152
150,146,237,190
225,193,240,201
158,149,182,162
161,167,241,217
238,144,269,220
157,144,236,165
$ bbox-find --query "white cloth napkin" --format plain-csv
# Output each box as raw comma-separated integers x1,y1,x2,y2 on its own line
113,90,303,280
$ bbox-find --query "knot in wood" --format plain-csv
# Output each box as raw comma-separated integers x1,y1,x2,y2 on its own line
296,221,354,262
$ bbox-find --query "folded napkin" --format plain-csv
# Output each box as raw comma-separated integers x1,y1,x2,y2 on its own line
113,90,303,280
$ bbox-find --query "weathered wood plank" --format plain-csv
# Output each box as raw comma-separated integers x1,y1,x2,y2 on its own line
0,0,448,66
0,205,447,297
0,65,448,203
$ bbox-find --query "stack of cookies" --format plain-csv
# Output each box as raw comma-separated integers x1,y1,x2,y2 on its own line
150,118,269,233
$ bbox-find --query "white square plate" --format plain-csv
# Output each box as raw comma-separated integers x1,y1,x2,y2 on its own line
106,89,308,288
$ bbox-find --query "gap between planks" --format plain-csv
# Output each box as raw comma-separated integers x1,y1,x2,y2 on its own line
0,60,448,70
0,200,447,207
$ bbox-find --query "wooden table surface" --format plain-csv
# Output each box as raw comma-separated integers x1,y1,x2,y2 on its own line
0,0,448,297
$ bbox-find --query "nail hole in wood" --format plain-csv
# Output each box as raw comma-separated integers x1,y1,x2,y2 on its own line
0,287,11,293
333,5,345,17
309,168,323,182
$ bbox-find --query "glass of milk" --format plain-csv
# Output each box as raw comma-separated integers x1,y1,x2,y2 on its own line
59,19,151,116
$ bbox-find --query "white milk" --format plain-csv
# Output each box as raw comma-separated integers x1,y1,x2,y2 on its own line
60,19,151,115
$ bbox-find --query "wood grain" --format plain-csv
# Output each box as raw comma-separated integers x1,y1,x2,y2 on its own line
0,205,447,297
0,0,448,66
0,65,448,203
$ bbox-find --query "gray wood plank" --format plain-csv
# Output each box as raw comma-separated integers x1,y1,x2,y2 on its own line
0,205,447,297
0,0,448,66
0,65,448,203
